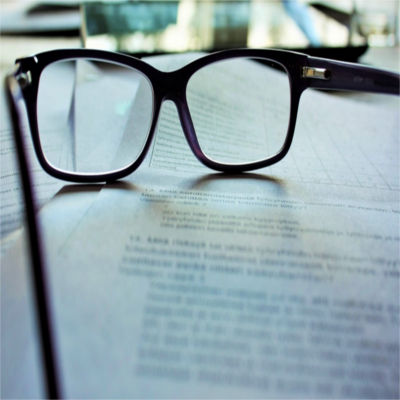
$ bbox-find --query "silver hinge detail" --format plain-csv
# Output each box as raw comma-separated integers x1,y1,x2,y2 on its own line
302,66,330,80
16,71,32,89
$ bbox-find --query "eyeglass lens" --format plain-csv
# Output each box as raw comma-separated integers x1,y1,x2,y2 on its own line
37,59,154,174
187,57,291,165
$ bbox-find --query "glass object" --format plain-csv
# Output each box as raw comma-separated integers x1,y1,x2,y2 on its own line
11,47,400,182
37,59,153,174
186,57,291,165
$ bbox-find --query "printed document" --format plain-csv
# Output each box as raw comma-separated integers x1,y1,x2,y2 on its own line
1,53,399,398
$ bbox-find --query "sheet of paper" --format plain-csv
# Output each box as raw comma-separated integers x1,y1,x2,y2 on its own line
1,186,103,399
44,78,399,397
0,89,64,241
1,52,399,398
42,182,399,398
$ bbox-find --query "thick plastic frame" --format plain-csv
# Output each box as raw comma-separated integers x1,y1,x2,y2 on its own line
14,48,400,183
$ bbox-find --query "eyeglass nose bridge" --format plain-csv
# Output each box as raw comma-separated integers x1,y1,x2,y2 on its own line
151,69,208,165
154,69,188,102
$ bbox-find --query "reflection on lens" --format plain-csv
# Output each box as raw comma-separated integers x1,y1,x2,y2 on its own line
186,57,291,165
37,59,154,174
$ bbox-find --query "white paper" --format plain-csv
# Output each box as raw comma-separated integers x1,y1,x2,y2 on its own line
1,53,399,398
1,186,102,399
0,88,64,241
43,175,399,398
46,71,400,397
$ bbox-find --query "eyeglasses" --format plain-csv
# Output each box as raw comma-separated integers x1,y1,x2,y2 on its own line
4,47,400,400
11,48,400,183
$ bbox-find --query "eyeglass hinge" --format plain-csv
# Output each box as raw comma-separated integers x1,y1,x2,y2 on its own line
16,70,32,89
302,66,331,80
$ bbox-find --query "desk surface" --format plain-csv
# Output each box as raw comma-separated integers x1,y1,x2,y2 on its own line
1,35,399,399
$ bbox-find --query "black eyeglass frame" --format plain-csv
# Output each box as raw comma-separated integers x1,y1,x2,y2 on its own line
14,48,400,183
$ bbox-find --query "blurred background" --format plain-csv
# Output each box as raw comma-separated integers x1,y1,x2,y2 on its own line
80,0,400,53
0,1,399,70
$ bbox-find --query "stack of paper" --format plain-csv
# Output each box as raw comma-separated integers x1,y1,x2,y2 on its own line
1,53,399,399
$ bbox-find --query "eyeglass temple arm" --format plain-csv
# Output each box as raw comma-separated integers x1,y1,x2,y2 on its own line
303,56,400,96
5,74,62,399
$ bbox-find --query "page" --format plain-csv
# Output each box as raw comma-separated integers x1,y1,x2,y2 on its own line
42,71,399,398
41,177,399,398
1,53,399,398
1,186,103,399
0,90,64,242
